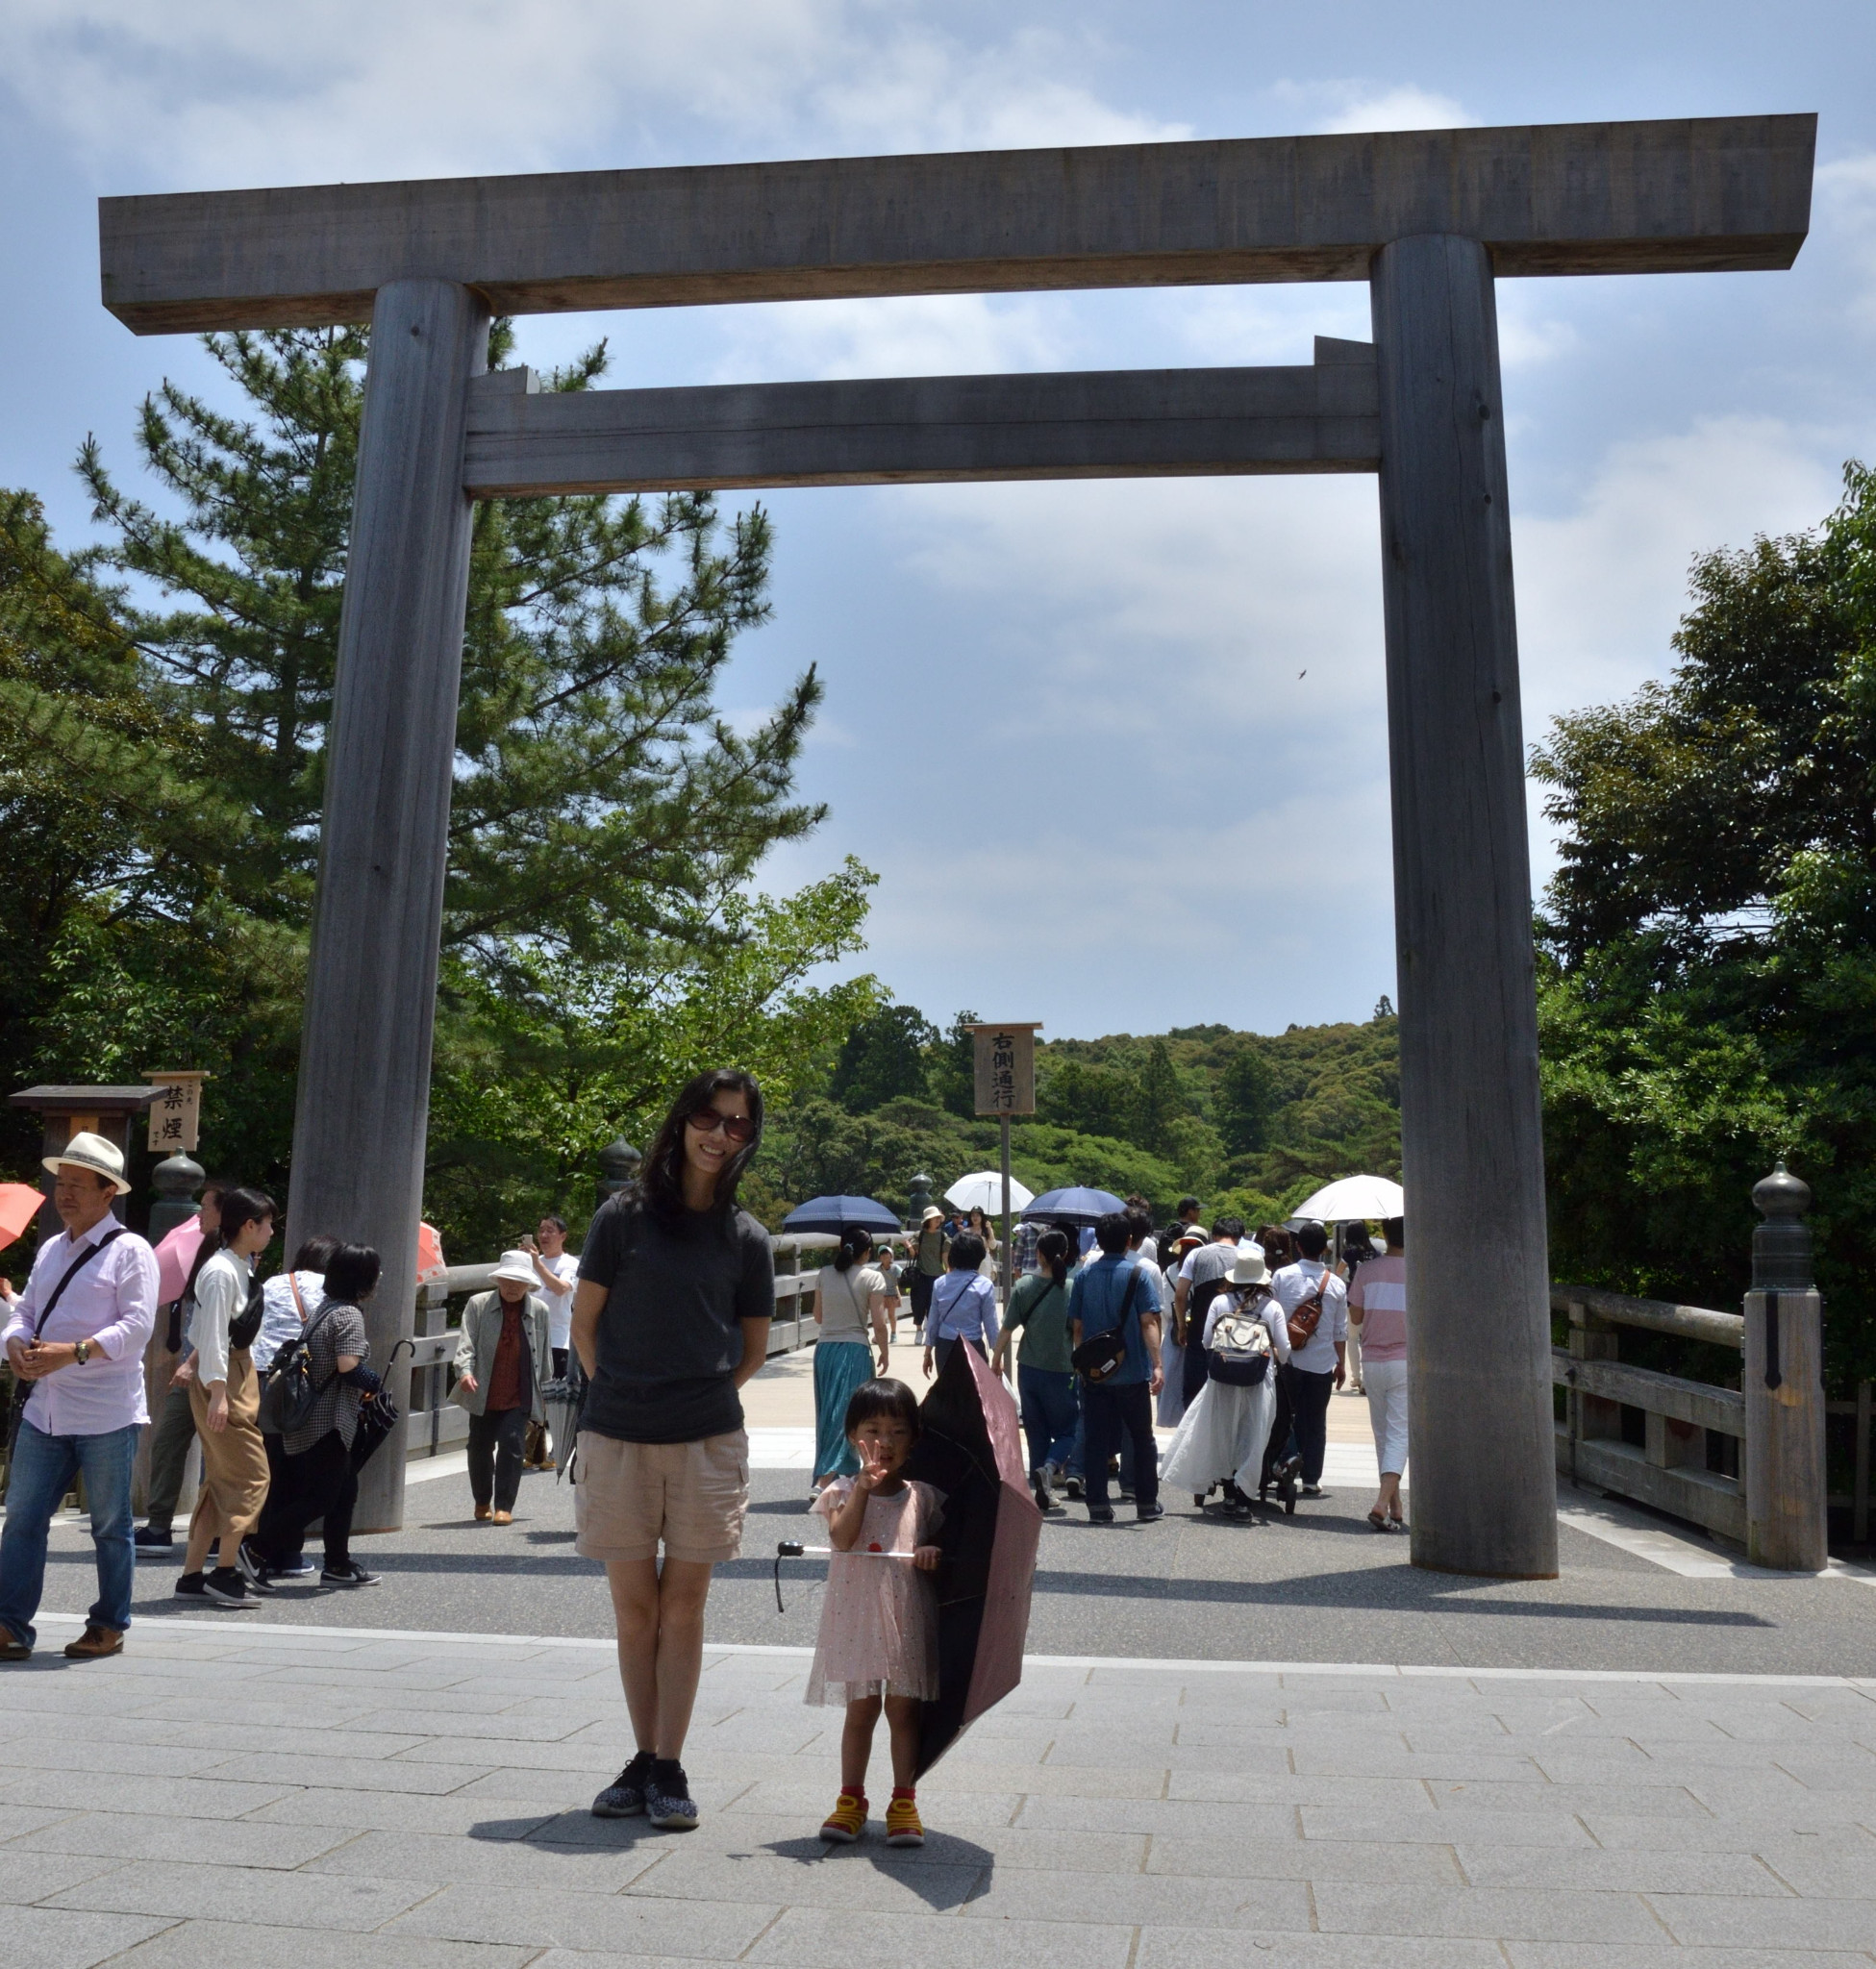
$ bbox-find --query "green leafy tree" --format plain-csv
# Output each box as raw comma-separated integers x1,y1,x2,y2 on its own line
930,1009,982,1118
828,1003,939,1113
1533,461,1876,1383
1135,1038,1185,1154
1038,1058,1140,1138
1217,1043,1278,1155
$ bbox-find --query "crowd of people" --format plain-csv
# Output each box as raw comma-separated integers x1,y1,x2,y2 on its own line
813,1189,1409,1536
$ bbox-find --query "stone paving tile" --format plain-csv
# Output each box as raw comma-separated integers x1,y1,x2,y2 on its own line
1314,1881,1665,1943
0,1803,84,1840
957,1865,1313,1930
44,1857,436,1932
302,1826,663,1890
1579,1813,1875,1853
1652,1892,1876,1949
1303,1807,1595,1847
386,1882,777,1956
1417,1779,1711,1817
196,1751,496,1793
1756,1836,1876,1895
1504,1947,1876,1968
0,1736,234,1780
0,1770,295,1820
1453,1844,1793,1894
1,1905,176,1969
10,1809,357,1870
742,1906,1136,1968
1166,1770,1446,1809
1144,1834,1463,1883
625,1847,984,1914
724,1778,1023,1829
246,1789,563,1838
1286,1745,1551,1781
602,1810,1143,1875
109,1923,537,1968
1135,1932,1508,1969
0,1852,131,1905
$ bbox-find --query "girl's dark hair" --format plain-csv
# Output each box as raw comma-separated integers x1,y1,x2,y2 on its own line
834,1226,873,1273
322,1244,381,1306
1037,1229,1069,1287
844,1377,921,1440
184,1227,222,1299
639,1069,765,1224
218,1186,277,1247
1256,1224,1296,1268
947,1232,987,1272
290,1234,340,1275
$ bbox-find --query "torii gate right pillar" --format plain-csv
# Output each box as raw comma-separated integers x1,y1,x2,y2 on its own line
1372,235,1559,1579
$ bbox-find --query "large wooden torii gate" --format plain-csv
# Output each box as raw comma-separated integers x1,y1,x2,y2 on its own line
101,114,1813,1573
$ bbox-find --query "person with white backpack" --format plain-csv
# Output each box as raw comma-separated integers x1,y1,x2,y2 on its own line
1161,1248,1288,1518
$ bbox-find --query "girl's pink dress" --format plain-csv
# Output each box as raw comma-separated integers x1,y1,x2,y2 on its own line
805,1478,944,1707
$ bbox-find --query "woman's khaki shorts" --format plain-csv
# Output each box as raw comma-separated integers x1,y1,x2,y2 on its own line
573,1428,750,1565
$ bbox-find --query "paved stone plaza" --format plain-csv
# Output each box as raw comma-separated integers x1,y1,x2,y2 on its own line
10,1341,1876,1965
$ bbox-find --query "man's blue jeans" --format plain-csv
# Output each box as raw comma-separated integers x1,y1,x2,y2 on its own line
1017,1365,1079,1478
0,1418,139,1648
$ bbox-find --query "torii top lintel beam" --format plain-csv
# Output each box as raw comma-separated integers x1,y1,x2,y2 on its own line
101,113,1814,336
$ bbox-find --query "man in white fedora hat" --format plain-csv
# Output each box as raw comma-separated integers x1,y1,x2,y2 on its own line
0,1133,160,1660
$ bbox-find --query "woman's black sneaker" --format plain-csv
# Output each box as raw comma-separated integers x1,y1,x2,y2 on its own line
237,1541,277,1592
646,1759,699,1831
203,1568,255,1608
173,1570,208,1598
591,1750,656,1818
321,1560,379,1587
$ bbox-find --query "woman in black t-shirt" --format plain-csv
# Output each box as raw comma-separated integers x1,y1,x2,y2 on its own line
572,1069,774,1834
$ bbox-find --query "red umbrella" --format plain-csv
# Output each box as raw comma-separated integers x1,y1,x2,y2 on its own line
904,1341,1042,1775
0,1183,43,1251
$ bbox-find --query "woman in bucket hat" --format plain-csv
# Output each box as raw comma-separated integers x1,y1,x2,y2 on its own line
451,1249,551,1524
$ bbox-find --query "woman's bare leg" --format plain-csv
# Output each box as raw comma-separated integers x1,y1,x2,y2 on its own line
651,1558,716,1757
605,1558,662,1752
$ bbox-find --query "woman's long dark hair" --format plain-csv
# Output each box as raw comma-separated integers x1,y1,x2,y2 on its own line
639,1069,765,1225
833,1227,873,1273
1037,1229,1069,1288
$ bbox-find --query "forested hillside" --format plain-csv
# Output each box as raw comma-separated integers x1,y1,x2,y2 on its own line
745,1005,1402,1230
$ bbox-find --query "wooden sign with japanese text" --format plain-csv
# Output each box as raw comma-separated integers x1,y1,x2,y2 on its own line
965,1023,1040,1117
144,1071,207,1154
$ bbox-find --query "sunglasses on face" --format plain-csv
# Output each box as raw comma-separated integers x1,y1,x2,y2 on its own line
686,1108,756,1144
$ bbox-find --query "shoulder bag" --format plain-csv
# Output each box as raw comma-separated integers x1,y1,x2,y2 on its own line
5,1227,129,1458
1072,1265,1141,1383
228,1267,265,1351
1287,1266,1332,1347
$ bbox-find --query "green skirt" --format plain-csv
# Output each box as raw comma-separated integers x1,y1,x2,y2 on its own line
813,1339,876,1480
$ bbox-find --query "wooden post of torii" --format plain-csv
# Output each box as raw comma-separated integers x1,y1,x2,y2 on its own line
98,115,1814,1560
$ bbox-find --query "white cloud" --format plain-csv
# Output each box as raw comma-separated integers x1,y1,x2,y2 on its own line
0,1,1183,187
1270,78,1477,137
1818,151,1876,334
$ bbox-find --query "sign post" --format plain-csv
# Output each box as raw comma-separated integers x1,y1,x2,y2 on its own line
963,1023,1042,1309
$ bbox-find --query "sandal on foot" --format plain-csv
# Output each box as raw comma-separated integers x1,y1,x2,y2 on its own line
820,1788,867,1842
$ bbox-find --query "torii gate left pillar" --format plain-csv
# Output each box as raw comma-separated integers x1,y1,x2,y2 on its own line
99,114,1814,1552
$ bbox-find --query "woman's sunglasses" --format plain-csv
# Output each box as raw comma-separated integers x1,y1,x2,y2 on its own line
686,1108,756,1144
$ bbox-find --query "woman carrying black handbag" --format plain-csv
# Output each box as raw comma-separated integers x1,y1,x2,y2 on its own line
242,1243,384,1591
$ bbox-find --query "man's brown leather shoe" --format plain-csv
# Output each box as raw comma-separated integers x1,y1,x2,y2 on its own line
491,1509,513,1526
474,1505,493,1522
63,1625,124,1660
0,1624,31,1661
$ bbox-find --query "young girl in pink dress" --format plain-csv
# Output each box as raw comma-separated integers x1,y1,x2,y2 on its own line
807,1378,943,1847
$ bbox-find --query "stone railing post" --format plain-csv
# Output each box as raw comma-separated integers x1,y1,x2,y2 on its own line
1743,1161,1828,1570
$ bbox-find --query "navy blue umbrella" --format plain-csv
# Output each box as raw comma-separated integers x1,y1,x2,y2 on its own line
782,1194,903,1236
1019,1185,1127,1226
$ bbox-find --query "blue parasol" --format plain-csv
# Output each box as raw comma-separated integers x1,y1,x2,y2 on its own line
781,1194,903,1236
1019,1185,1127,1226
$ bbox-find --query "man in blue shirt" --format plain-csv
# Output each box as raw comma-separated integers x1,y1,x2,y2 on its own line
1067,1212,1165,1524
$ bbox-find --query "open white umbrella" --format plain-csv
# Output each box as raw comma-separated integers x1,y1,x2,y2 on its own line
944,1170,1035,1215
1288,1174,1403,1225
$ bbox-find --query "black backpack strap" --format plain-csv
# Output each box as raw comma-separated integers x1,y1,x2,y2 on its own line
31,1227,128,1338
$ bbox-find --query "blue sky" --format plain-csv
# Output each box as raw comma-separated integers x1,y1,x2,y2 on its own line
2,2,1871,1041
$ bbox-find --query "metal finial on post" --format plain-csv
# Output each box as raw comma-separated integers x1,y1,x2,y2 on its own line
908,1173,935,1224
596,1137,640,1210
147,1152,205,1246
1752,1159,1813,1290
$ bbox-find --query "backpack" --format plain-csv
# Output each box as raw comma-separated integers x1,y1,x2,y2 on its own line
1207,1293,1274,1386
258,1299,343,1436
